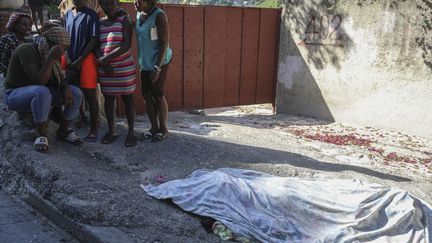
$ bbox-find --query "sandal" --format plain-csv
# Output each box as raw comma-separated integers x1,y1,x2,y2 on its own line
84,133,98,142
34,136,48,153
101,133,119,144
151,133,168,143
125,134,137,147
139,130,156,140
56,130,83,145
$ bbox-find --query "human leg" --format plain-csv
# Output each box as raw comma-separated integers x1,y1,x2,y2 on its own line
121,94,136,147
101,95,118,144
60,85,82,129
104,95,116,135
151,65,170,141
80,53,99,141
76,101,88,128
121,94,136,135
5,85,52,125
154,96,168,135
82,88,99,141
48,85,83,145
5,85,52,151
36,5,44,27
29,5,38,30
140,70,158,136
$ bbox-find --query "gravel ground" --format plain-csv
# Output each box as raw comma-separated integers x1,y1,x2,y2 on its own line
1,103,431,242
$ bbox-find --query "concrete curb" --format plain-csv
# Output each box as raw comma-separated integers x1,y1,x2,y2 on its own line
22,186,134,243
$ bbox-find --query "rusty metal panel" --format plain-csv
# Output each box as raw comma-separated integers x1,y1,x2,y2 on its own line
256,9,279,104
239,8,260,105
223,8,242,106
162,5,184,110
116,3,281,114
203,6,226,108
183,6,204,109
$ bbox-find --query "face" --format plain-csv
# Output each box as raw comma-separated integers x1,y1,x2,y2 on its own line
134,0,151,12
14,16,32,37
100,0,118,18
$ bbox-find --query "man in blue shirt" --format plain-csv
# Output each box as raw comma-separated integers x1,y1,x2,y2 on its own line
64,0,100,142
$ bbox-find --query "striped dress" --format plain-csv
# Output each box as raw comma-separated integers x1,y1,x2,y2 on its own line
99,15,136,95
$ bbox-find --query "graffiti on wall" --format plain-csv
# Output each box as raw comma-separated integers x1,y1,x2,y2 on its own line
298,14,344,47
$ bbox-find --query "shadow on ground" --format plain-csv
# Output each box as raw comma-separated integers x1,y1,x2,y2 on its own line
0,111,413,242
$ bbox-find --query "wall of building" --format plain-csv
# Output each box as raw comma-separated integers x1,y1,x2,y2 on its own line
0,0,24,10
0,0,25,35
276,0,432,138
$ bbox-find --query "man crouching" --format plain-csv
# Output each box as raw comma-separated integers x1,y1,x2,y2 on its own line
4,22,83,153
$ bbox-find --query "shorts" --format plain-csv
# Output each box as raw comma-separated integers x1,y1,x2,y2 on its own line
61,53,98,89
140,64,170,97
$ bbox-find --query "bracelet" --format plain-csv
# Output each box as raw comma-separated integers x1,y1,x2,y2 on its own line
153,65,162,73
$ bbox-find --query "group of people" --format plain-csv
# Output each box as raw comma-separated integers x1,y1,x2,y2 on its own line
0,0,172,152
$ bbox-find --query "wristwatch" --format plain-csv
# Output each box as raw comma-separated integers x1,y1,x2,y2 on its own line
153,65,162,73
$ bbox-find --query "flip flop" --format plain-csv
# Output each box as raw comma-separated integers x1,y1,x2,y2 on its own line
34,136,48,153
84,133,98,142
56,130,83,145
139,130,156,140
151,133,168,143
125,134,137,147
101,133,119,144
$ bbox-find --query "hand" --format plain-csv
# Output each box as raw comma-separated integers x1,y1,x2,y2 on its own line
98,56,109,66
64,87,73,107
149,70,160,84
103,64,114,77
47,45,64,61
68,58,83,70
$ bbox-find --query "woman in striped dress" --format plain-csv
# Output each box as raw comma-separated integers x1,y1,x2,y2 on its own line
98,0,137,147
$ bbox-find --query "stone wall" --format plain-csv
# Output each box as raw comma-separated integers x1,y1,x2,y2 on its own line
276,0,432,138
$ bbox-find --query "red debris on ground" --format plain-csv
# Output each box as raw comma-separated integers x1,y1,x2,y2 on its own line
288,128,432,169
154,175,167,184
291,130,306,136
384,152,417,164
290,130,373,147
368,147,385,154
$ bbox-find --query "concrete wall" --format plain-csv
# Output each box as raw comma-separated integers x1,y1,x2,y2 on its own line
0,0,25,35
276,0,432,138
0,0,24,9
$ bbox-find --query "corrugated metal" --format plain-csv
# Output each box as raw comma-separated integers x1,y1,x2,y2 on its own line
162,5,184,110
223,7,242,106
239,8,260,105
183,6,204,109
256,8,279,104
203,6,226,108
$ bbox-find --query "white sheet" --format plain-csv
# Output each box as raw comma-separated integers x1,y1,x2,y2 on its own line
143,168,432,243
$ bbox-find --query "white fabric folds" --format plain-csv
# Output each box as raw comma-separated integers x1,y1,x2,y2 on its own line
142,168,432,242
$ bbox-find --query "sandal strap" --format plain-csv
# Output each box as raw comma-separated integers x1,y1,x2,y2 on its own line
34,136,49,145
140,131,155,140
65,131,81,142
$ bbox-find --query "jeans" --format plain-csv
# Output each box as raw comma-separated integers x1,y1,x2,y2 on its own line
5,85,82,123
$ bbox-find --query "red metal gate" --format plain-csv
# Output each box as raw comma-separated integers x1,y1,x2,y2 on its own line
120,3,281,113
